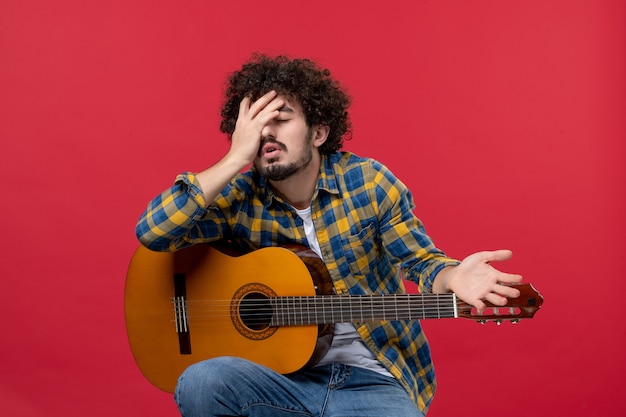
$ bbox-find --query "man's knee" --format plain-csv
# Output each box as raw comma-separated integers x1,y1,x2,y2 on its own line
175,357,251,416
177,356,249,391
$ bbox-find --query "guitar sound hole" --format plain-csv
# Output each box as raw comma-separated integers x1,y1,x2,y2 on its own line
239,293,273,331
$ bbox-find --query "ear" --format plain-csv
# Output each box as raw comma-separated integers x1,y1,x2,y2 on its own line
312,125,330,148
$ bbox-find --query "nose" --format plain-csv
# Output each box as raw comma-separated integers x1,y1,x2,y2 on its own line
261,121,276,138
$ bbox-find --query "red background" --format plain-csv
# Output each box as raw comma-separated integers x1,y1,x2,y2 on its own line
1,1,624,416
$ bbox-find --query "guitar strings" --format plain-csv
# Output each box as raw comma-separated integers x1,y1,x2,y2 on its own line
166,294,516,324
171,296,520,324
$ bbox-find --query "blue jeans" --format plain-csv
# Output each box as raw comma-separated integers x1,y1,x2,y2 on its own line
175,356,425,417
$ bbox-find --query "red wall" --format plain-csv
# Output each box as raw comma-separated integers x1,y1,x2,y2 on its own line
2,1,624,416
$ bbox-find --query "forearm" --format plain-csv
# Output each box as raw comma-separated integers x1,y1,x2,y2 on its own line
136,151,249,251
135,172,226,251
195,151,251,205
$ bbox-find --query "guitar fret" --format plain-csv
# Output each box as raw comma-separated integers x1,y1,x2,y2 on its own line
425,294,432,320
288,296,293,326
382,295,386,321
338,296,342,322
295,296,300,325
294,297,299,325
294,296,299,325
436,294,441,319
405,295,410,319
281,297,287,326
339,296,344,322
394,294,398,320
359,297,364,322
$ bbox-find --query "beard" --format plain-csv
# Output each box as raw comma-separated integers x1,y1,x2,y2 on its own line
255,129,314,181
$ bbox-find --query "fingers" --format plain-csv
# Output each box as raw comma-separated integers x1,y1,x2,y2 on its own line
237,96,251,120
482,249,513,263
495,272,523,286
234,91,284,147
472,283,521,314
494,282,521,299
473,299,487,312
231,91,284,161
473,288,515,314
240,90,283,121
479,250,523,285
453,249,523,311
469,285,518,312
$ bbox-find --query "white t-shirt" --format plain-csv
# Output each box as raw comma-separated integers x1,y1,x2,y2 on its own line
293,206,393,377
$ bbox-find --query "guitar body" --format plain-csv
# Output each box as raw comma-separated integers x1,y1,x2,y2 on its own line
125,244,543,393
124,244,333,393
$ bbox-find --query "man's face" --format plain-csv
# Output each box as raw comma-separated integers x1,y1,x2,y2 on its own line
254,95,315,181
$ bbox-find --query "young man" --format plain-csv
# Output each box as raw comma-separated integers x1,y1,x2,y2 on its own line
136,54,522,417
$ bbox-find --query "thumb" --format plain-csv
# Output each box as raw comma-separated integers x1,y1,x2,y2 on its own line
481,249,514,263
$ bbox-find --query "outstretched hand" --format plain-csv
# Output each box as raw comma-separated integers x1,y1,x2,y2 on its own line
435,250,523,311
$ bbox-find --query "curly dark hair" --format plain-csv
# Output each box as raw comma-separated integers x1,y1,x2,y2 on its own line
219,54,352,154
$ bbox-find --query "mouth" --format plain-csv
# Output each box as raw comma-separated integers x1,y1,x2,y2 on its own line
259,139,286,158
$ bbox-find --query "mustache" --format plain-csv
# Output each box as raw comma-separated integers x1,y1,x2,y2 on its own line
258,136,287,155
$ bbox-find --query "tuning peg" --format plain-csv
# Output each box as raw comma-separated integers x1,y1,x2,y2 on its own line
478,320,487,325
510,319,520,324
494,320,502,326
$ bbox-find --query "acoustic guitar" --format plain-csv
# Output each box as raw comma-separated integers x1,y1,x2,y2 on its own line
125,244,543,392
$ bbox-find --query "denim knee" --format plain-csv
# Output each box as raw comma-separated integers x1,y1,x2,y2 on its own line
177,356,247,391
175,356,247,414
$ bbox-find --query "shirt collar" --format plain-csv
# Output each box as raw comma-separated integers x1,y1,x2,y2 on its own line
317,153,340,195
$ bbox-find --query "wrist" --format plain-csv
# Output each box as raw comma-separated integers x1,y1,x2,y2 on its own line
432,265,456,293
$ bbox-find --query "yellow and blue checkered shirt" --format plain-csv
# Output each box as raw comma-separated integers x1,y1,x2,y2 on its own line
136,151,459,413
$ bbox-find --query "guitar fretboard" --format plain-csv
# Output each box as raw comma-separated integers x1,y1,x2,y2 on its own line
268,293,458,326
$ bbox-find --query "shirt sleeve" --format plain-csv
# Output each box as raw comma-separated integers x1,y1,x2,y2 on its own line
135,172,226,251
371,161,460,293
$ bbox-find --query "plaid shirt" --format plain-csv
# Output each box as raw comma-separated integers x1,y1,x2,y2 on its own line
136,151,459,413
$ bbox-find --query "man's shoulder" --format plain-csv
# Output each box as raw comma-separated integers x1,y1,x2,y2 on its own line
326,151,382,169
320,152,395,196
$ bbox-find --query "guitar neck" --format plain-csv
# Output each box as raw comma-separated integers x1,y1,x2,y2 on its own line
269,293,459,326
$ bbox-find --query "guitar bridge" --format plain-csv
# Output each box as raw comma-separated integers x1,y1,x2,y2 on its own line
174,273,191,354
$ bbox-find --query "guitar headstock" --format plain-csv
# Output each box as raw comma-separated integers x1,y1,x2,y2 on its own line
458,283,544,324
